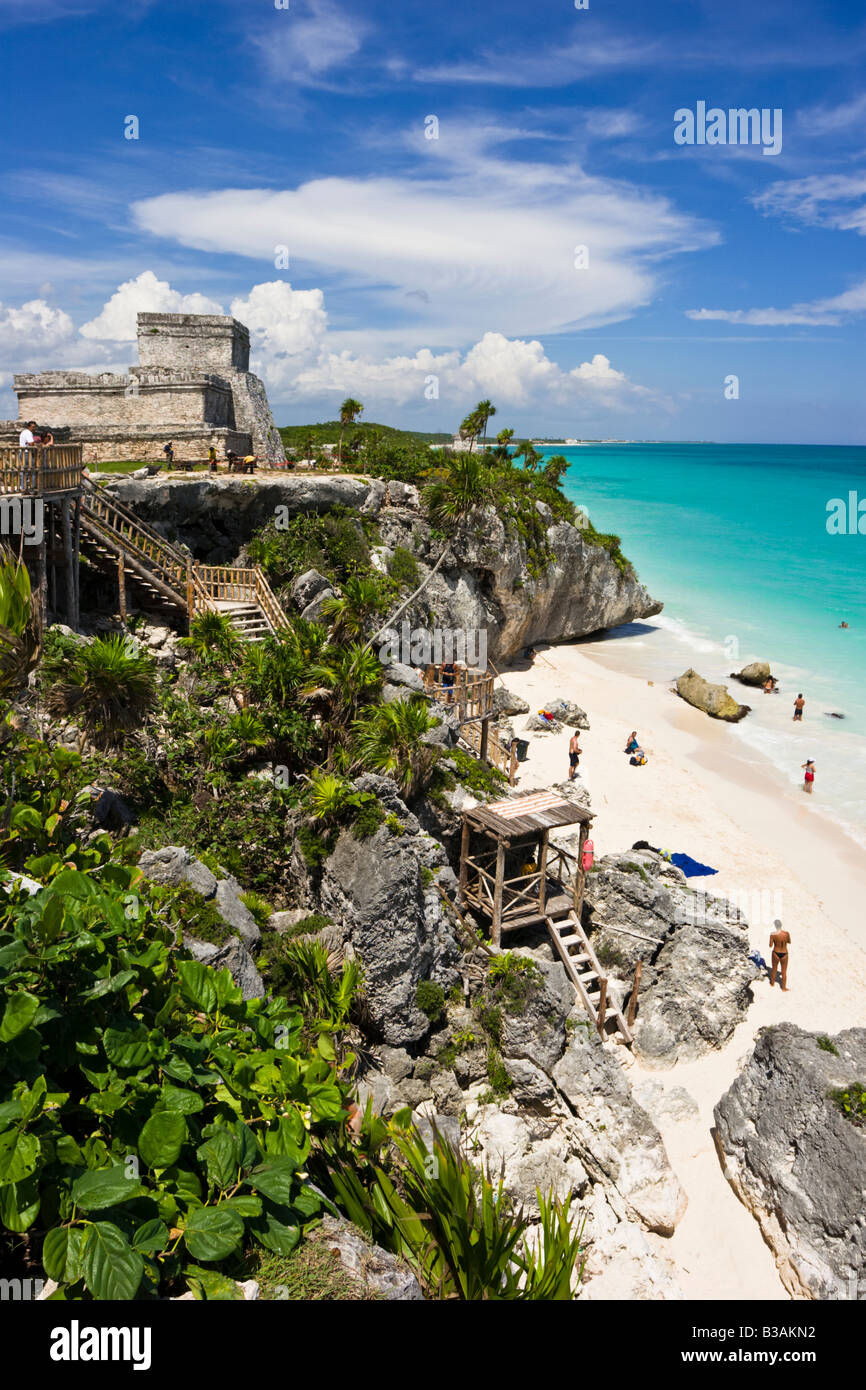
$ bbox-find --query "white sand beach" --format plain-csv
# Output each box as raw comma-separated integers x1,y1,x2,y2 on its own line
499,638,866,1301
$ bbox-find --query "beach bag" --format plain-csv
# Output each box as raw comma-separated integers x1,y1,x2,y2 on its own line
631,750,647,766
581,839,594,872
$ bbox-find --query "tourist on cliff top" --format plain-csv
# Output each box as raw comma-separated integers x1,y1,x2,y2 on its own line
163,441,174,467
18,421,37,448
39,427,55,447
208,446,217,472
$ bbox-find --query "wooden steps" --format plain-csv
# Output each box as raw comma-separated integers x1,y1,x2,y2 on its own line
544,903,633,1045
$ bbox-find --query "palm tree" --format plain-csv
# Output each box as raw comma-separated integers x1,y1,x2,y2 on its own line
338,398,364,464
365,453,494,652
321,575,386,642
0,551,41,702
474,400,497,449
516,439,541,472
303,642,384,734
492,428,515,463
458,409,481,453
352,697,439,799
45,634,157,749
181,611,243,672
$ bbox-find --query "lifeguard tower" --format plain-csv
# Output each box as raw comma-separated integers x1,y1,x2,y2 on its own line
458,788,632,1042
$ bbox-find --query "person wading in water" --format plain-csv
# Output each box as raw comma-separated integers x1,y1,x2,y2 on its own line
768,921,791,991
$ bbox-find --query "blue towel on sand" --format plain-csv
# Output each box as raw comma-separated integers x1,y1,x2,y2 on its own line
669,852,718,878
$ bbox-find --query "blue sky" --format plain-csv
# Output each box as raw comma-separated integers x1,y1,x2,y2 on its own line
1,0,865,442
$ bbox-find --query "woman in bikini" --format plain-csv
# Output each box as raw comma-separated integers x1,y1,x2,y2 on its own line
802,759,815,794
768,922,791,990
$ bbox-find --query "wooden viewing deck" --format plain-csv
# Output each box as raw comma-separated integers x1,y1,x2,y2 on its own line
0,444,84,495
422,662,494,722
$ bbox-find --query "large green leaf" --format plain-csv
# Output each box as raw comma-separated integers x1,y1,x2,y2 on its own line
139,1111,187,1170
252,1211,301,1258
82,1222,144,1300
185,1264,245,1301
102,1026,151,1069
196,1130,238,1191
182,1205,245,1262
72,1164,144,1212
130,1219,170,1255
247,1157,302,1205
0,990,39,1041
0,1174,41,1231
177,960,218,1014
0,1129,40,1185
43,1226,86,1283
157,1085,205,1115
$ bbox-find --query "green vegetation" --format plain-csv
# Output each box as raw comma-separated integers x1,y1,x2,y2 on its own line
279,421,451,450
816,1035,839,1056
415,980,446,1022
388,545,420,589
829,1083,866,1127
162,881,232,946
239,890,273,932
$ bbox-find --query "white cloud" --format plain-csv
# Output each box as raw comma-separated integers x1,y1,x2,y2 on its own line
797,94,866,136
132,147,713,347
229,281,328,363
79,270,224,342
0,299,76,354
686,278,866,327
753,172,866,235
249,0,370,86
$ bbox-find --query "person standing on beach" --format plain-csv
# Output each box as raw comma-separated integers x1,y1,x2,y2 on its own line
802,759,815,793
793,693,805,721
568,731,581,780
768,921,791,990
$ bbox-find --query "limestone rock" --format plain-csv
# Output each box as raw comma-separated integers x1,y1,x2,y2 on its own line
138,845,261,954
291,568,333,612
491,685,530,718
543,698,590,730
311,1215,424,1300
524,712,563,734
715,1024,866,1300
676,668,749,722
731,660,772,687
634,922,759,1067
552,1027,687,1235
380,662,426,695
580,1188,684,1300
467,1106,591,1215
318,781,460,1044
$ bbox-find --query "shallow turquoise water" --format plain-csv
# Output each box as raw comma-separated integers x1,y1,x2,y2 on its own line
546,442,866,842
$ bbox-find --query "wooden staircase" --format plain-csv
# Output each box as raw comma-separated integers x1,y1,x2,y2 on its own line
544,895,633,1044
78,479,289,640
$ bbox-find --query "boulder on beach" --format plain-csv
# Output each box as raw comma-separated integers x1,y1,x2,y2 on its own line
715,1024,866,1300
491,684,530,718
543,697,590,730
730,660,772,687
676,668,749,722
524,712,563,733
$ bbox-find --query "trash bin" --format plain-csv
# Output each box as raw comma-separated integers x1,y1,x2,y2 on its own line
515,738,530,763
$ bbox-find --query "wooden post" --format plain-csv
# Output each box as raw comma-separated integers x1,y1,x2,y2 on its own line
573,820,589,922
186,559,194,627
627,959,643,1029
61,494,75,626
537,829,549,916
479,715,490,763
458,817,471,908
35,529,47,635
72,497,81,629
508,739,518,786
117,552,126,621
492,839,506,949
48,502,57,615
596,976,608,1037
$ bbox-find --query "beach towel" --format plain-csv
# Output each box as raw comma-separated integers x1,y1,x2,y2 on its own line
749,952,768,971
668,852,718,878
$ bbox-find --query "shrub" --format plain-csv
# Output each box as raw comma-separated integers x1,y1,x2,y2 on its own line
829,1083,866,1127
160,881,231,946
817,1035,839,1056
0,859,352,1299
389,546,420,589
415,980,446,1022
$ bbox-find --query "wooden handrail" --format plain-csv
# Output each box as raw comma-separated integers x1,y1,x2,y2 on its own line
0,445,83,495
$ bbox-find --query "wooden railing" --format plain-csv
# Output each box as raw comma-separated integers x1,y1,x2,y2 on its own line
191,565,290,633
422,663,494,722
459,719,517,783
0,445,83,495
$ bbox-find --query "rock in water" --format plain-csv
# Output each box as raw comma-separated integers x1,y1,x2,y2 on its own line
730,661,772,687
676,668,749,722
715,1024,866,1299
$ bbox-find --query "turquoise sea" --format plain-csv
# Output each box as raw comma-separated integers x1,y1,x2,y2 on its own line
545,443,866,846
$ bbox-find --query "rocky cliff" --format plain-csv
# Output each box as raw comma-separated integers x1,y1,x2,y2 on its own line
103,474,662,661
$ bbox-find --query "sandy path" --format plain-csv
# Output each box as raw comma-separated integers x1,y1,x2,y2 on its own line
496,640,866,1300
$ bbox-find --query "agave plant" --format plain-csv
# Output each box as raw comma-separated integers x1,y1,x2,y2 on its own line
0,552,41,701
306,770,354,823
44,634,157,749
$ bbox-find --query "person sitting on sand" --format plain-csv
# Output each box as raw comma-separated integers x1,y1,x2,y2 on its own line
568,731,581,780
793,693,805,721
802,759,815,794
763,676,778,694
768,921,791,990
624,731,639,753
